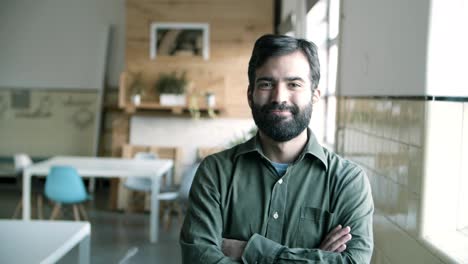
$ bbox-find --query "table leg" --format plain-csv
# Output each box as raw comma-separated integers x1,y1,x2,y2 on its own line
22,170,31,220
78,234,91,264
88,178,96,194
150,175,161,243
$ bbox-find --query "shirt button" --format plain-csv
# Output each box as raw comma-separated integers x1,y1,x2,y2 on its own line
273,212,279,219
278,179,283,184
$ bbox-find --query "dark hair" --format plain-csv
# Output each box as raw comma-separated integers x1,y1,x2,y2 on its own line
247,34,320,91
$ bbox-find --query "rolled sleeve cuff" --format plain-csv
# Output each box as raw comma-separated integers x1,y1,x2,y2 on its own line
242,234,285,264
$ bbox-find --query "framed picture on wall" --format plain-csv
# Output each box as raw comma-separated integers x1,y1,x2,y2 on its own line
150,22,210,60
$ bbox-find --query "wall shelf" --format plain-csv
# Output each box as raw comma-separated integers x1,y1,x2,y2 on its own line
123,102,223,116
119,72,225,117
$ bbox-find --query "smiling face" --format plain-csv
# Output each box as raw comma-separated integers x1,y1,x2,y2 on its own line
248,51,320,142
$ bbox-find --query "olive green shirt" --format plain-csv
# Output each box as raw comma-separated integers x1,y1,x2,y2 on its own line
180,130,374,263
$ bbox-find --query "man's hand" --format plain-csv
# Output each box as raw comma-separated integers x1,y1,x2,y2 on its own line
319,225,352,253
221,225,350,260
222,238,247,260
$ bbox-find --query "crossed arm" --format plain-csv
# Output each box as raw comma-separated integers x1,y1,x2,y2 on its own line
180,161,374,263
180,195,369,264
222,225,353,261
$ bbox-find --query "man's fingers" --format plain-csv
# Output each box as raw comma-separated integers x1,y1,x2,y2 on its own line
321,226,351,250
328,233,352,252
322,225,342,242
335,244,347,253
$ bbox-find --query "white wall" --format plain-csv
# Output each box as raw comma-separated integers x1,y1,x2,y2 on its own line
426,0,468,97
130,116,255,168
0,0,125,89
0,89,98,157
339,0,467,97
131,110,327,170
0,0,125,158
339,0,431,96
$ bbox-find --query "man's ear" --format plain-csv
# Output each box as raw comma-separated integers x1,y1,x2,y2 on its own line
247,86,253,108
312,88,321,104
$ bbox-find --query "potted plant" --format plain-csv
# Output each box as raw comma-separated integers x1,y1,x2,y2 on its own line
155,71,189,106
130,72,145,106
204,91,217,118
205,91,216,108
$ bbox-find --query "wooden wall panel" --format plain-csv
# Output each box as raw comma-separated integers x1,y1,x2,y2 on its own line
125,0,273,117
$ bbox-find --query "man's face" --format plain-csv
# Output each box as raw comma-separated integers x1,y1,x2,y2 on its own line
248,51,320,142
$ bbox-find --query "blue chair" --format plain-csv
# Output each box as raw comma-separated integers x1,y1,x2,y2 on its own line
45,166,90,221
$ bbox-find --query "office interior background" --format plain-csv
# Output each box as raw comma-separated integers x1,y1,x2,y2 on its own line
0,0,467,263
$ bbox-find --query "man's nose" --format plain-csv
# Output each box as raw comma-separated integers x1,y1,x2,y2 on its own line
271,83,288,103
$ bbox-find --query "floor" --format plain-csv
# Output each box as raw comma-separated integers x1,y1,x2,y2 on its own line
0,179,182,264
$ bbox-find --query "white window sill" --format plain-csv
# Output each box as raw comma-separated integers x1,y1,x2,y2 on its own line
421,231,468,263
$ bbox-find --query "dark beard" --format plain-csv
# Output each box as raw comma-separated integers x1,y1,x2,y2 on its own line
251,101,312,142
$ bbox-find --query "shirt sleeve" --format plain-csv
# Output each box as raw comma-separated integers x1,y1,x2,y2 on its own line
242,166,374,264
180,158,240,264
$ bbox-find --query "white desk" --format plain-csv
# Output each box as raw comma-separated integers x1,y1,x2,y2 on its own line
0,220,90,264
22,156,174,243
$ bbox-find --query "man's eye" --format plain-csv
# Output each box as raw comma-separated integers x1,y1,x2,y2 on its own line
257,82,273,89
289,83,301,88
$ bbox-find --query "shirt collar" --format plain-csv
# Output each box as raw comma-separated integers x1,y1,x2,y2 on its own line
302,129,328,169
234,128,328,170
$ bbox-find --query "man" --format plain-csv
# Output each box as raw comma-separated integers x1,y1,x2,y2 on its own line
180,34,374,263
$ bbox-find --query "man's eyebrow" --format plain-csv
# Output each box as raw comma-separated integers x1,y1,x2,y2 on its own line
255,76,306,83
255,77,275,83
284,77,306,82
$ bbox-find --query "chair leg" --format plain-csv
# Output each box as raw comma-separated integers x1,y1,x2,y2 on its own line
125,191,134,213
165,201,180,231
175,202,184,227
78,204,89,221
12,200,22,219
50,203,62,220
163,207,171,231
126,191,147,213
160,201,169,227
73,205,80,221
159,201,165,218
37,195,44,220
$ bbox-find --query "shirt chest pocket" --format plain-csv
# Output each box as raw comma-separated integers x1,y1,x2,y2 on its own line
293,207,334,248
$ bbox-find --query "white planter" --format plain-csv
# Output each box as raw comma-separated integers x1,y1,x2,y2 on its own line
160,94,186,106
131,94,141,106
205,94,216,108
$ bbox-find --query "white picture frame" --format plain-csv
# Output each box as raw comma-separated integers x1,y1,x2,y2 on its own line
150,22,210,60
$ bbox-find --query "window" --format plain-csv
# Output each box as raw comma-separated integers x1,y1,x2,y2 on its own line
421,101,468,263
306,0,340,148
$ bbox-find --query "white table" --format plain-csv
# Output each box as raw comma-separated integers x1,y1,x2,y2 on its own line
22,156,174,243
0,220,90,264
